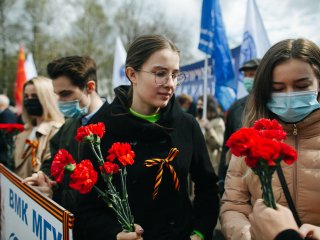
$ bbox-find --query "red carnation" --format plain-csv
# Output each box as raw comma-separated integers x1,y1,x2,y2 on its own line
50,121,135,231
253,118,286,141
258,129,287,141
248,138,282,167
227,118,298,209
75,125,92,142
280,143,297,165
51,149,76,183
0,123,24,133
89,122,105,138
69,160,98,194
226,128,259,157
100,162,120,174
253,118,283,131
107,142,135,166
75,122,106,142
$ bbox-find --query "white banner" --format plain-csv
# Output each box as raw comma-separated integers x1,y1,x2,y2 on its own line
25,53,38,81
0,164,74,240
238,0,271,98
112,37,128,90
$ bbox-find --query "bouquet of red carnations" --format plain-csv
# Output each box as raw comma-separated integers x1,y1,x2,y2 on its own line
0,123,24,170
50,122,135,231
226,118,297,209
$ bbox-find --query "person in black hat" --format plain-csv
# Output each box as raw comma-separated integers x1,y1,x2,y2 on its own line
217,58,260,195
239,58,261,93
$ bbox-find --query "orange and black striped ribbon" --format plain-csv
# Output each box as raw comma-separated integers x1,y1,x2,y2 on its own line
25,139,39,168
144,148,180,199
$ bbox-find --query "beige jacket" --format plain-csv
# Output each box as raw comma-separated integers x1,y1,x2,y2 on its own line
204,117,225,175
220,110,320,240
14,121,62,179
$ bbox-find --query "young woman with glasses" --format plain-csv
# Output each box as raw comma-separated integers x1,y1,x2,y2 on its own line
74,34,220,240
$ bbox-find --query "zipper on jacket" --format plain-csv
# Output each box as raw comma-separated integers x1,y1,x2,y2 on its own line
293,124,298,135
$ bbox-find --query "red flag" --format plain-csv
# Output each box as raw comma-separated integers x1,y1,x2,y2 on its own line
14,46,27,114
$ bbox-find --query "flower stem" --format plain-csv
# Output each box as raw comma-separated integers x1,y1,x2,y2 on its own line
258,168,277,209
120,169,131,222
94,142,104,161
88,138,134,232
122,168,134,224
104,175,134,232
89,143,104,166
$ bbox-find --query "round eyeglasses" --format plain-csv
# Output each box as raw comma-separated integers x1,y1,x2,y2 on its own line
138,69,186,86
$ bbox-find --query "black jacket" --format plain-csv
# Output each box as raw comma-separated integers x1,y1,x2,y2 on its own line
74,86,219,240
41,118,83,214
0,108,18,168
218,96,248,187
0,108,17,124
274,229,303,240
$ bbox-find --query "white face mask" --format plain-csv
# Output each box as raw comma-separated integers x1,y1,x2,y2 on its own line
58,100,88,118
243,77,254,93
267,90,320,123
58,94,90,118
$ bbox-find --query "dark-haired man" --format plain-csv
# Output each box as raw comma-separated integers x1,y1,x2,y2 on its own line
47,55,103,122
24,56,107,213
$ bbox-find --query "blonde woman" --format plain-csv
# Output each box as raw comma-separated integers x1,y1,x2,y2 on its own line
14,76,64,179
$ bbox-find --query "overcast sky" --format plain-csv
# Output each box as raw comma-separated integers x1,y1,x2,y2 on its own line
160,0,320,61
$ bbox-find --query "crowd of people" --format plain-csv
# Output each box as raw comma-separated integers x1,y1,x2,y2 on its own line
1,34,320,240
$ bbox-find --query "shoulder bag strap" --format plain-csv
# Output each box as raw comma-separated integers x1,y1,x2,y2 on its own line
276,166,302,227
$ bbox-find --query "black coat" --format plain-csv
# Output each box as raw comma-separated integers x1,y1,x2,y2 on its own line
74,86,220,240
41,118,83,214
0,108,17,124
0,108,18,167
274,229,303,240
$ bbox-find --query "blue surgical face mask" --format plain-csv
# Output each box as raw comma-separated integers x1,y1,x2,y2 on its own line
58,99,88,118
267,90,320,123
243,77,254,93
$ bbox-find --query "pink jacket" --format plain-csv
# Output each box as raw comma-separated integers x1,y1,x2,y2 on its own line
220,110,320,240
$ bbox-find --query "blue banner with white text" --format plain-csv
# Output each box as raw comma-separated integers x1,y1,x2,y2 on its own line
198,0,236,110
176,58,214,101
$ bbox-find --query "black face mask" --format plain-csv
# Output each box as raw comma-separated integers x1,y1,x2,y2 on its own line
24,98,43,116
197,108,203,118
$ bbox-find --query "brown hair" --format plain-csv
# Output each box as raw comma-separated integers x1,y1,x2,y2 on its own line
177,93,193,106
120,34,180,106
244,38,320,127
47,56,97,90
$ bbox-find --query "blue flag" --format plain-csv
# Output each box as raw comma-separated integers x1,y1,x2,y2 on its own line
198,0,236,111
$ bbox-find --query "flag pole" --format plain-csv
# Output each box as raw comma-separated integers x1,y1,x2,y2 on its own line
198,0,236,112
202,54,208,121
